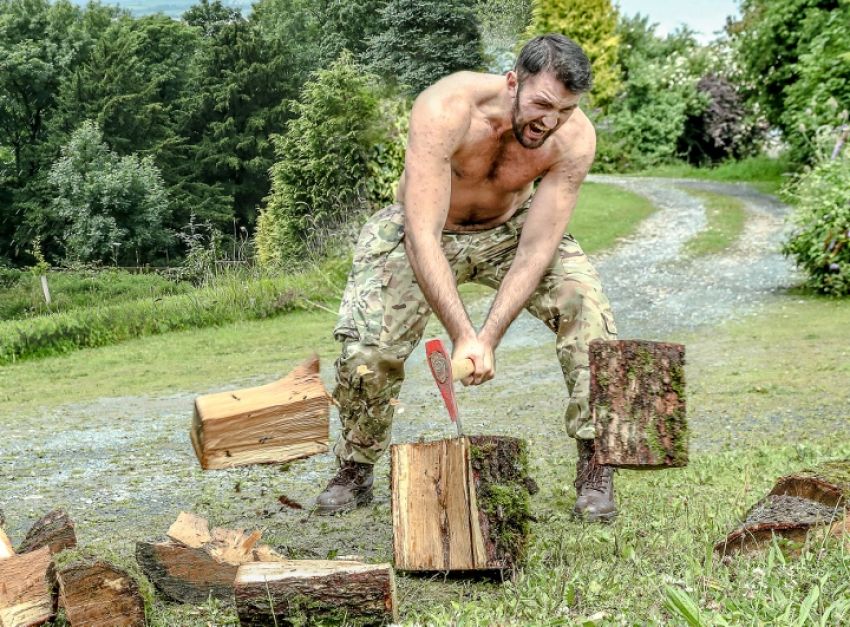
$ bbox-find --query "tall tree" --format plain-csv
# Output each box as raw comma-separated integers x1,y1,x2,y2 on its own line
523,0,622,110
366,0,484,96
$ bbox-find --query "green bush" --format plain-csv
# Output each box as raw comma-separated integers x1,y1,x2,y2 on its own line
0,258,349,364
256,53,396,266
782,152,850,295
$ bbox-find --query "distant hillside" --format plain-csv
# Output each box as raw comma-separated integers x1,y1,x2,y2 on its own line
69,0,252,19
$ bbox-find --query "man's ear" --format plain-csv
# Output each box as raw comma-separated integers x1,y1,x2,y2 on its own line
506,71,518,97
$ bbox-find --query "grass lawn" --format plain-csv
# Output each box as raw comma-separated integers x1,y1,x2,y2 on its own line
680,188,749,257
570,181,657,254
636,155,793,196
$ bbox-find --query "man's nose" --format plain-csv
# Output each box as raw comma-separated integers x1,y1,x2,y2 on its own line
541,114,558,129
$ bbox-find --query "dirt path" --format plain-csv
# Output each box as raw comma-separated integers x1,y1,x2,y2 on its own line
0,178,802,606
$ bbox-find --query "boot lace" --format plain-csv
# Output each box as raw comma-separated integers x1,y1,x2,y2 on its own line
578,455,613,493
328,462,370,487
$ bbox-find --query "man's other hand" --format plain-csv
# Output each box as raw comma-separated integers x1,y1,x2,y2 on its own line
452,335,495,386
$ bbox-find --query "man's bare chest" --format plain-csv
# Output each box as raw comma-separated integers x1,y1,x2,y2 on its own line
451,132,553,192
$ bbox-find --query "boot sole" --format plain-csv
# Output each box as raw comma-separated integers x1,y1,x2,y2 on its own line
315,488,374,516
572,508,617,523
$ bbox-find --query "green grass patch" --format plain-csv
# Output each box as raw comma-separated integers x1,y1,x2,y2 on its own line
0,267,192,320
0,258,348,366
636,155,793,195
680,188,749,257
569,181,658,253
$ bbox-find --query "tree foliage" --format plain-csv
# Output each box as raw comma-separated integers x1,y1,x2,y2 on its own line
48,121,172,264
366,0,484,96
523,0,622,110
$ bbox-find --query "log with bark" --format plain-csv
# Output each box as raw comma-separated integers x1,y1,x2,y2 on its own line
590,339,688,468
716,460,850,557
391,436,536,572
136,512,285,604
192,355,330,469
234,560,396,626
0,546,56,627
16,509,76,556
57,561,145,627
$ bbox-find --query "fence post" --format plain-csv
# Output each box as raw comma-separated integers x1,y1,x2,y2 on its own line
40,275,51,305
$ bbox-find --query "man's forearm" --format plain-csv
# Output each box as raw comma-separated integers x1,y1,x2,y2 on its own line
479,250,551,346
404,235,474,342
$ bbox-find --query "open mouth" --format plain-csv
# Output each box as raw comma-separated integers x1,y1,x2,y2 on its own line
526,122,546,138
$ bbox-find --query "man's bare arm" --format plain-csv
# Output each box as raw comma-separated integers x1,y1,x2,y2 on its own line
402,91,475,344
478,140,595,352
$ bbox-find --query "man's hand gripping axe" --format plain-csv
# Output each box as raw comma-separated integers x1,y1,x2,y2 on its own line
425,339,475,438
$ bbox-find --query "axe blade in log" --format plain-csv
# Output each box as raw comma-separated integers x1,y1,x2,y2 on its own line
424,339,474,438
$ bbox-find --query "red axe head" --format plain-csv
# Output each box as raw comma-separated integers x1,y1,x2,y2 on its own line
425,338,459,423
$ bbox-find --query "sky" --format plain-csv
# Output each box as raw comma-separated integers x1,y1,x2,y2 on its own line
616,0,740,43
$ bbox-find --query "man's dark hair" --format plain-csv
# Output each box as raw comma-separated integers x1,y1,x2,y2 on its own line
515,34,592,93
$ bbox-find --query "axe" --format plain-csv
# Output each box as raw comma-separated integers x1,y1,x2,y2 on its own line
425,338,475,438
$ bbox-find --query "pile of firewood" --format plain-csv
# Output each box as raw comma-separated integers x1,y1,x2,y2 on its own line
0,509,396,626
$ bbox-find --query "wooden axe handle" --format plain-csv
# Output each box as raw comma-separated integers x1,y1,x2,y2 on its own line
452,357,475,381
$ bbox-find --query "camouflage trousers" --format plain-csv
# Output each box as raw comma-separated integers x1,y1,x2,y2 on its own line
332,202,618,464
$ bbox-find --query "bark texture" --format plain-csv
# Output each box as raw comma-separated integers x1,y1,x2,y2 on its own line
234,561,396,626
16,510,76,556
391,436,535,572
57,561,145,627
590,339,688,468
192,355,330,469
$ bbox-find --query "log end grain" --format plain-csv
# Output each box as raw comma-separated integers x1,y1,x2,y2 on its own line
58,561,145,627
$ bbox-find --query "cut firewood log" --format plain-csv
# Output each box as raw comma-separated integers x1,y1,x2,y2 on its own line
16,509,76,556
716,460,850,557
590,339,688,468
0,546,56,627
0,530,13,561
234,561,396,627
57,561,145,627
391,436,536,572
136,512,285,604
192,355,330,469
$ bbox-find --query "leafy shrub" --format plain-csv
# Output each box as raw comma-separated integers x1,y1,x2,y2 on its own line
0,258,349,364
782,150,850,295
256,53,404,266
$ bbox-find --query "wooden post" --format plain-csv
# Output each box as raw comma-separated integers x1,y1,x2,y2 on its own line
57,561,145,627
39,276,51,306
391,436,536,572
234,561,397,626
192,356,330,469
590,339,688,468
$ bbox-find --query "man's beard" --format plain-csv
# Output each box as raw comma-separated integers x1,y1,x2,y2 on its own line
511,97,549,149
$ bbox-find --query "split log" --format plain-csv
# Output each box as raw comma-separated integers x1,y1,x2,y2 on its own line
192,355,330,469
590,339,688,468
391,436,536,572
716,460,850,557
57,561,145,627
234,561,396,626
0,530,13,561
136,512,285,604
16,510,76,556
0,546,56,627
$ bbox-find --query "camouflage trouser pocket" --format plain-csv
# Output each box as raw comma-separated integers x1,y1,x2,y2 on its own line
334,205,405,345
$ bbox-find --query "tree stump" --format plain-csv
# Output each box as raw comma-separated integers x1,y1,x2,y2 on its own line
192,355,330,469
0,546,56,627
16,510,76,556
136,512,285,604
234,561,396,626
590,339,688,468
391,436,536,572
716,460,850,557
57,561,145,627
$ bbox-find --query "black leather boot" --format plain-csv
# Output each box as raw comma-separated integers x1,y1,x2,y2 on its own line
315,461,374,515
573,439,616,522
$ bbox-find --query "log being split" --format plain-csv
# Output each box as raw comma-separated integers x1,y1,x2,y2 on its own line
0,546,56,627
16,509,76,556
57,561,145,627
136,512,285,604
234,561,396,626
716,460,850,557
589,339,688,468
391,436,536,572
192,355,331,469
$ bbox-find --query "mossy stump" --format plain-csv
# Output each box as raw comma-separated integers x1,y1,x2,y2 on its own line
391,436,536,572
234,561,396,626
716,460,850,557
590,339,688,468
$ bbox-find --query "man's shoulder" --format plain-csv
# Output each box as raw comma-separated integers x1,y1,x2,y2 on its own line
415,72,501,111
551,109,596,165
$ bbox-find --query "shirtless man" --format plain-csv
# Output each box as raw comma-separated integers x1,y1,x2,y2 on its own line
316,34,619,521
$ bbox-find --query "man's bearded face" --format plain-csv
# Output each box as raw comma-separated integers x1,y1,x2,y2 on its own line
510,73,581,149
